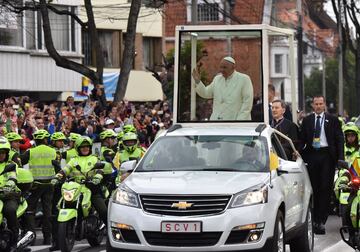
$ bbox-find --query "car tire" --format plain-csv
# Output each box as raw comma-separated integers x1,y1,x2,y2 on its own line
289,206,314,252
271,211,285,252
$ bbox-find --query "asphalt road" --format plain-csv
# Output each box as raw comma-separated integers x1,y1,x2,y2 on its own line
28,215,353,252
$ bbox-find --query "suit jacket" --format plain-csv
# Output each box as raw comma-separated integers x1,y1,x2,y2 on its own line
299,112,344,163
195,71,253,120
272,118,298,144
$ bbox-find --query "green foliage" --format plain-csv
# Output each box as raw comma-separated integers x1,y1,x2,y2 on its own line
304,51,357,117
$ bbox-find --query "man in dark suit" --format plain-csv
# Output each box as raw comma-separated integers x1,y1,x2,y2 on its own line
271,99,299,158
299,95,344,234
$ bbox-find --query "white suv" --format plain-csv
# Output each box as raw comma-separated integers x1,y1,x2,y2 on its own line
107,124,313,252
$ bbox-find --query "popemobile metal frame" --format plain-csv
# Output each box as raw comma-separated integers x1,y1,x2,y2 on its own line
173,24,297,126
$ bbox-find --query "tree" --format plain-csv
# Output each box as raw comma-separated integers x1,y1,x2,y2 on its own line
114,0,142,103
331,0,360,115
304,52,357,116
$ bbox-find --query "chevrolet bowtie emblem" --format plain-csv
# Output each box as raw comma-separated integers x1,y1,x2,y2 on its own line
171,201,193,210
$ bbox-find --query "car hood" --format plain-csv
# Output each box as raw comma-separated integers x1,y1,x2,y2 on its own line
124,171,269,195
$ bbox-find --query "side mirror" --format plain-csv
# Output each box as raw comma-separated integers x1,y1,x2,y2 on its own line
278,160,301,174
338,160,349,170
120,160,137,173
0,163,16,176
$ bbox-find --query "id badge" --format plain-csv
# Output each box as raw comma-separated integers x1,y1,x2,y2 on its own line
312,137,320,149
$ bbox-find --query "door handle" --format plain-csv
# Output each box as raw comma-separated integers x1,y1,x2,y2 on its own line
293,181,298,186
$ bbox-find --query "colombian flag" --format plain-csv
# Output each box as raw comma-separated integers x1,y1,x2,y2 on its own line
350,158,360,177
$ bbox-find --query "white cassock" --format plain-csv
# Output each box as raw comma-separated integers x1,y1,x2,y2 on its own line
195,71,253,120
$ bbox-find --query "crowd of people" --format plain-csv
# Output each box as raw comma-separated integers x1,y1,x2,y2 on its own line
0,93,173,151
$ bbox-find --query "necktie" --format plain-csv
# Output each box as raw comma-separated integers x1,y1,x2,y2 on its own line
314,115,321,138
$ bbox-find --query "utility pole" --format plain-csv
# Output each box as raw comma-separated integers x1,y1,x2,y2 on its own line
338,0,344,116
190,0,197,120
322,52,326,99
296,0,304,111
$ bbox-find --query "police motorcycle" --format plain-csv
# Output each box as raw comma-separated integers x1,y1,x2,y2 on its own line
54,163,106,252
0,164,35,252
334,163,353,223
338,160,360,250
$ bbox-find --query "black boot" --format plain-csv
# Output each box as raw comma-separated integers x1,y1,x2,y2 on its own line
49,242,59,251
43,236,51,245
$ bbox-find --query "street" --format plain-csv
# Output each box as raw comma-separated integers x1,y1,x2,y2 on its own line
28,215,353,252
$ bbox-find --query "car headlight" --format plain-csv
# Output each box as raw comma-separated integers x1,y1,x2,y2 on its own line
63,189,76,202
112,184,139,208
230,184,268,208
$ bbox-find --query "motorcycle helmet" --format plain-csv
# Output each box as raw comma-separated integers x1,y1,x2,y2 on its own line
68,133,81,142
0,137,11,162
75,136,93,156
51,132,66,141
6,132,23,142
343,123,360,143
123,124,137,134
33,129,50,140
100,129,117,140
122,132,138,153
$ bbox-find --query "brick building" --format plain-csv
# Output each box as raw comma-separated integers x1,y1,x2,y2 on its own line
163,0,337,103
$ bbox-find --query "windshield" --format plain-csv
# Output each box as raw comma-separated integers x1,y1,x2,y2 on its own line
136,135,269,172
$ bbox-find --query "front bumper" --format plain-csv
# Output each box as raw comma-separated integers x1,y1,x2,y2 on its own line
108,201,277,251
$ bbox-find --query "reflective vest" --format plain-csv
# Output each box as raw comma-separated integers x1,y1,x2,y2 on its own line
120,148,145,164
29,145,57,180
65,148,78,164
0,161,17,186
9,149,21,167
345,145,360,164
63,155,100,182
100,146,115,161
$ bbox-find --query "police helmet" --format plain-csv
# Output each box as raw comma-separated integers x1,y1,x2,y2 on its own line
122,132,138,153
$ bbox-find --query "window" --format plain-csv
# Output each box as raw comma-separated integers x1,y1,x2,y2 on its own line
83,29,122,68
198,2,219,22
275,54,283,74
48,6,69,51
143,37,162,71
0,0,23,47
187,0,223,23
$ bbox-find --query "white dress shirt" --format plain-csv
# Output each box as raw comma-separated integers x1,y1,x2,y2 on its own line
314,112,328,147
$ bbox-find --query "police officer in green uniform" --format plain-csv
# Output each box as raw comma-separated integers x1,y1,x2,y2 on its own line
117,131,124,152
99,130,117,191
21,129,57,245
62,132,81,164
49,131,67,251
113,132,146,182
343,123,360,164
6,132,23,167
0,137,20,251
52,136,108,225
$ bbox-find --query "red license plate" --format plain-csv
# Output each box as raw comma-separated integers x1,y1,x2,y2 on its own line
161,221,202,233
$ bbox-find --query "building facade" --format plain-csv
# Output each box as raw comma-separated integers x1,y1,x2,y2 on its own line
0,0,83,100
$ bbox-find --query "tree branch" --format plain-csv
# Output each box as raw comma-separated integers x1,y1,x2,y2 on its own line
47,5,88,28
39,0,99,84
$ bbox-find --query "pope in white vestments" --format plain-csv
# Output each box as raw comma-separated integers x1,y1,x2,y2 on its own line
192,56,254,120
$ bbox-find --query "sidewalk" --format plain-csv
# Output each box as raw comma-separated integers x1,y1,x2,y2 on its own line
323,241,354,252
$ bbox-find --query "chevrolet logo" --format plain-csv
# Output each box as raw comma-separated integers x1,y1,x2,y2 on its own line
171,201,193,210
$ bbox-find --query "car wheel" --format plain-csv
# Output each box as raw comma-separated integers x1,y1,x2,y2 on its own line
272,211,285,252
289,206,314,252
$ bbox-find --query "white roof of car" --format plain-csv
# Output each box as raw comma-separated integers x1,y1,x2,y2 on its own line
164,123,272,137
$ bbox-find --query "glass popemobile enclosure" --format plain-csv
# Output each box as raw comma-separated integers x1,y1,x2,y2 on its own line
173,24,297,125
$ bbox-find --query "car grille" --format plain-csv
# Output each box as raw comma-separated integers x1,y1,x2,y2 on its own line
143,231,222,246
140,195,231,216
